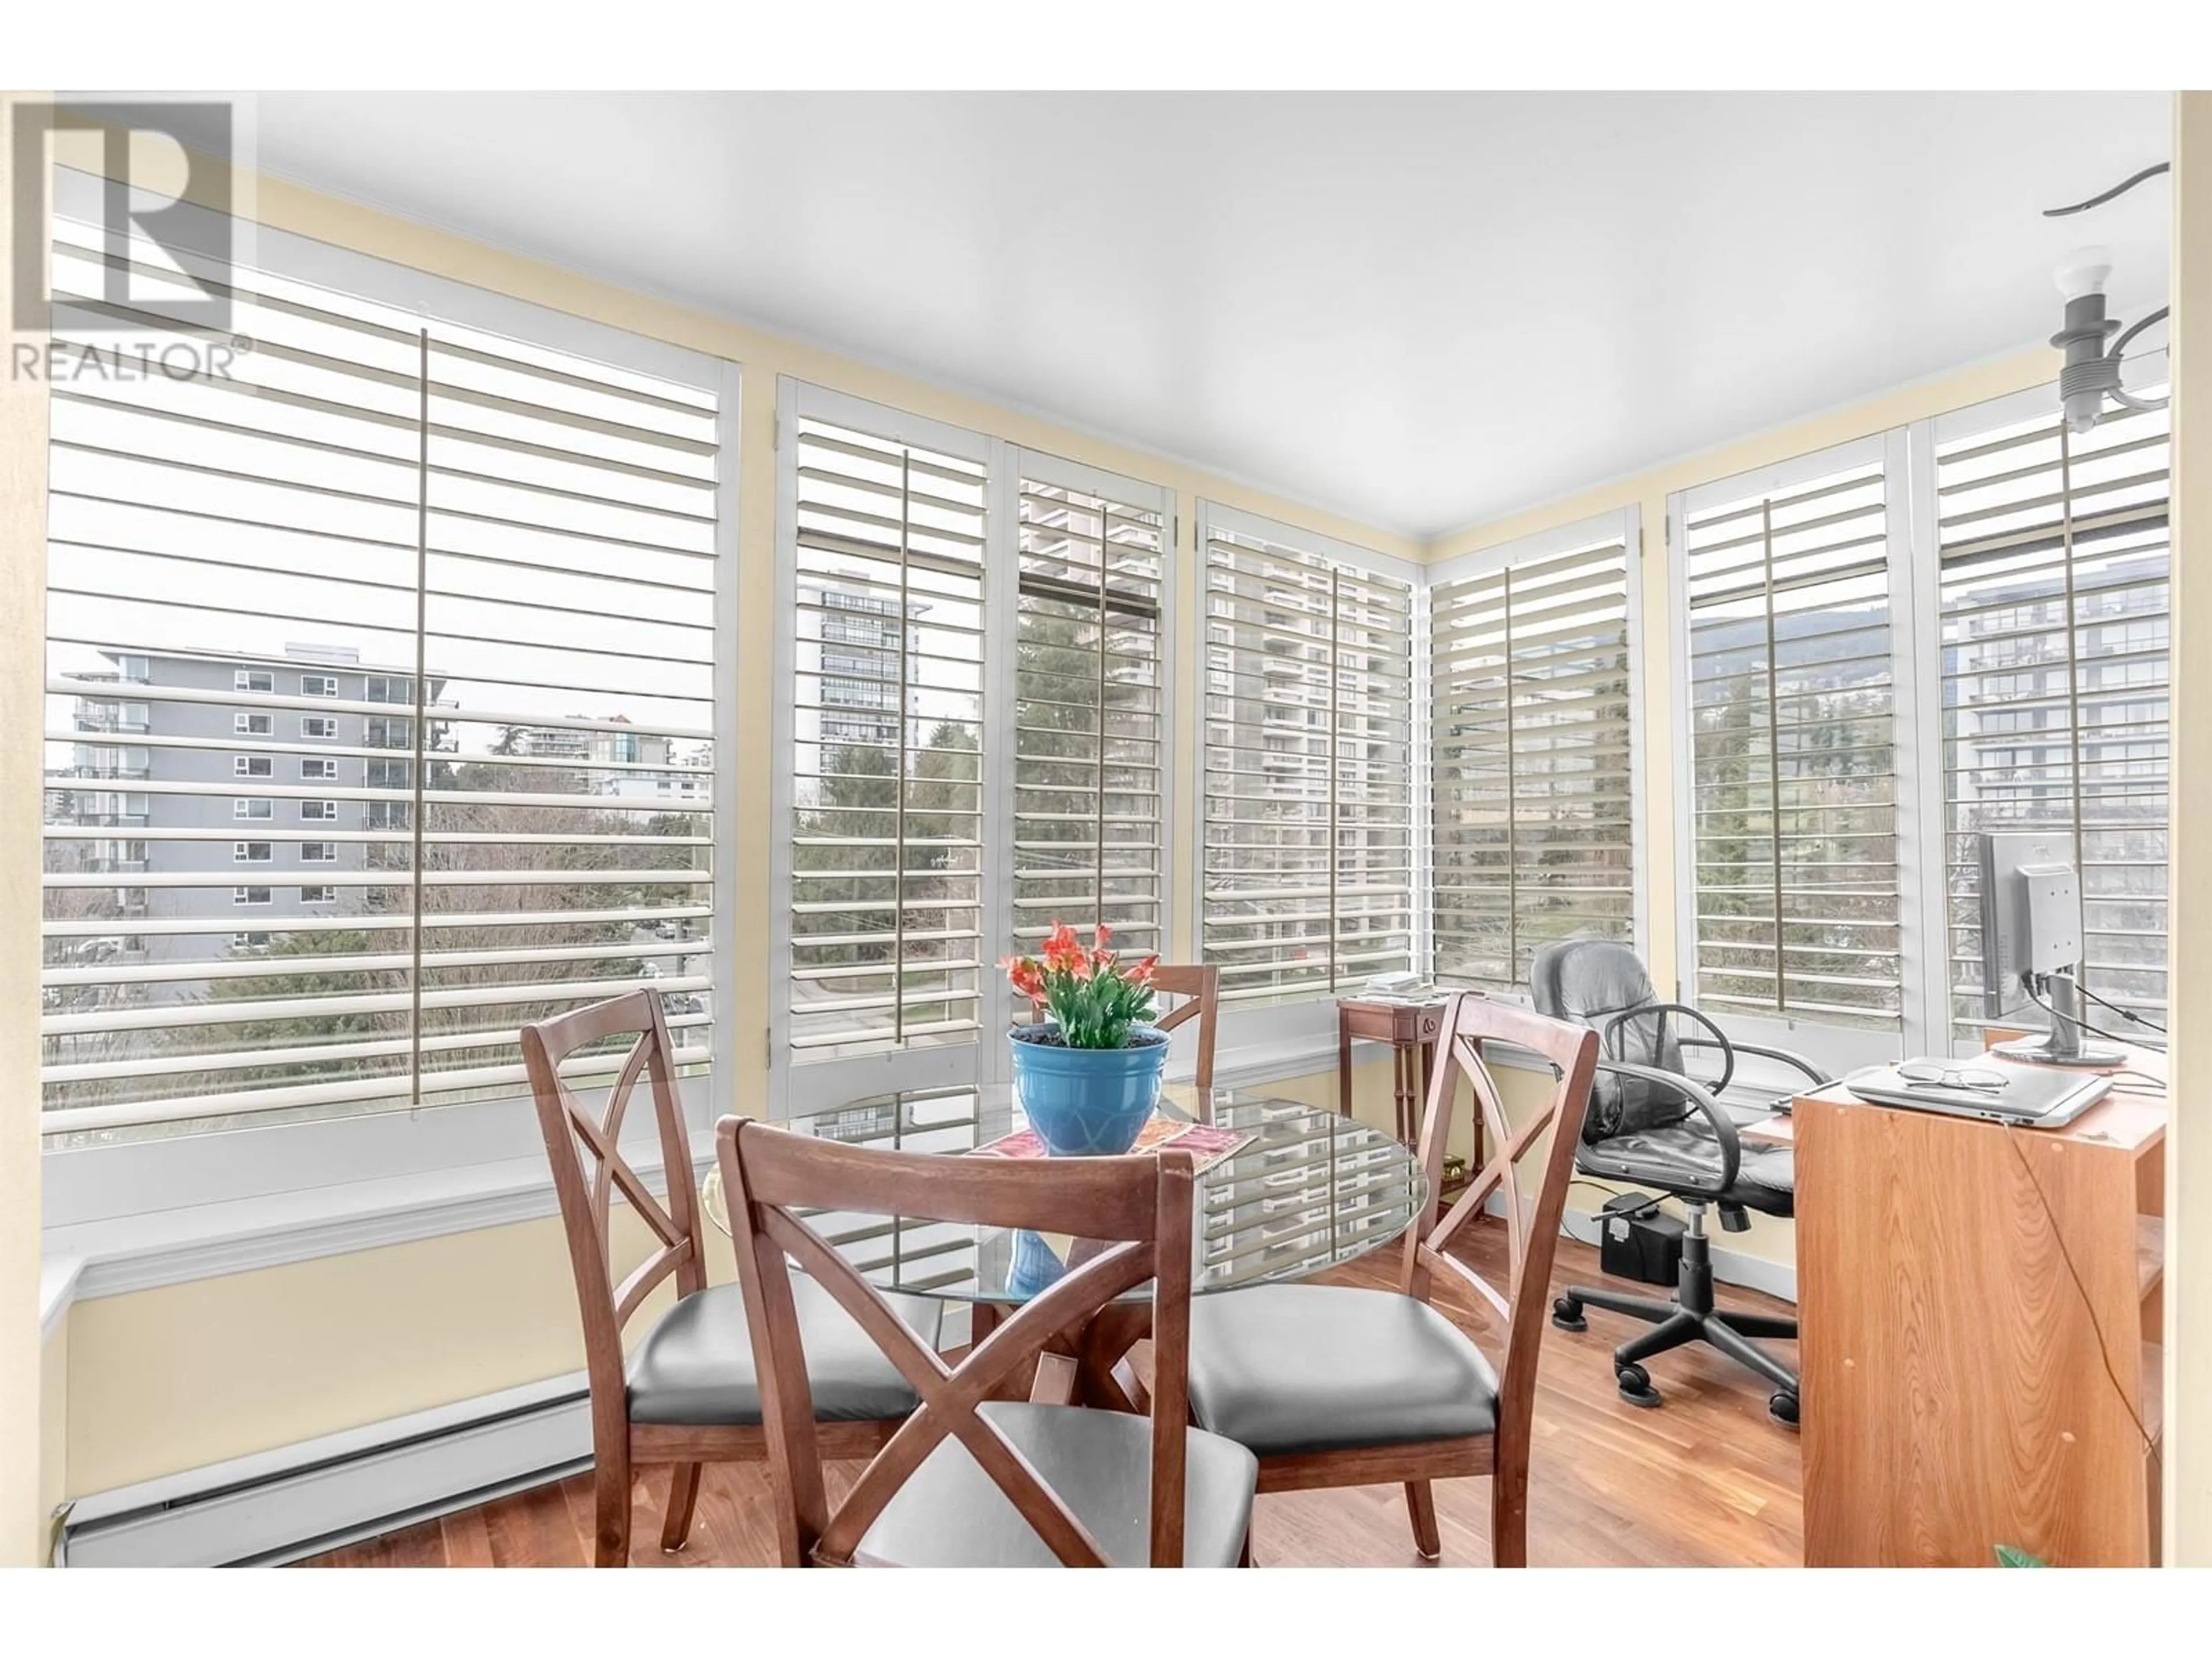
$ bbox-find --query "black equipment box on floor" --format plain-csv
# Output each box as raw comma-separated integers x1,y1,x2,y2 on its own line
1599,1193,1684,1286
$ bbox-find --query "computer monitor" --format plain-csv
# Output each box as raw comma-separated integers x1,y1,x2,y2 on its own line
1974,830,2122,1066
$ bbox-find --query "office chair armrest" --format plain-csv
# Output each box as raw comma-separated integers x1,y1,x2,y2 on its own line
1603,1001,1736,1097
1590,1059,1743,1199
1715,1039,1831,1089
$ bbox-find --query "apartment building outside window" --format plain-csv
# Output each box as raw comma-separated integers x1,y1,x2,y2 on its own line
39,173,734,1190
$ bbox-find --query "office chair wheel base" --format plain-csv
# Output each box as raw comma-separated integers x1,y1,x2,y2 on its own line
1551,1296,1586,1333
1768,1391,1799,1427
1616,1362,1661,1408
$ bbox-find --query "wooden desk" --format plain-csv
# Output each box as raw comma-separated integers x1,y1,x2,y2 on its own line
1335,998,1447,1144
1794,1044,2166,1566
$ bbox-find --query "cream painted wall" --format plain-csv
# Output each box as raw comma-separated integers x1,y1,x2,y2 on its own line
63,1210,700,1497
39,1321,66,1562
2164,89,2207,1569
3,91,55,1568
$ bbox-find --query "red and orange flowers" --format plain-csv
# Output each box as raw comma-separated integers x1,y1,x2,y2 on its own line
999,922,1160,1049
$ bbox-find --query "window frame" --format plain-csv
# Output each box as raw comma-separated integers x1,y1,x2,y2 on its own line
1914,362,2172,1056
233,755,271,778
1666,431,1934,1075
299,673,339,698
1424,506,1649,1000
766,379,1013,1119
1192,499,1424,1058
1007,446,1176,972
39,176,741,1230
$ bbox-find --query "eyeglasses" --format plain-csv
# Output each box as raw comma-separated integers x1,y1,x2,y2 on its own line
1897,1061,2008,1094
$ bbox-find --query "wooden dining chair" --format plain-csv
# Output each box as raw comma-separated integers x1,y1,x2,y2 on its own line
522,990,942,1567
718,1118,1258,1566
1147,963,1221,1095
1180,991,1599,1566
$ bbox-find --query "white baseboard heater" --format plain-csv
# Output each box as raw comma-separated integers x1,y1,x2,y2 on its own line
55,1371,593,1568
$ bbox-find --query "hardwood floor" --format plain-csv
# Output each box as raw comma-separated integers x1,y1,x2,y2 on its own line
305,1225,1802,1568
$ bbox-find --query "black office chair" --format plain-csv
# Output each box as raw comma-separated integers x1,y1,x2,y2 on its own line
1530,939,1825,1426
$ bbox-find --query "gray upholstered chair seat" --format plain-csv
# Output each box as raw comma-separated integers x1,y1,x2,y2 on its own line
626,1278,944,1426
852,1402,1257,1567
1185,1283,1498,1457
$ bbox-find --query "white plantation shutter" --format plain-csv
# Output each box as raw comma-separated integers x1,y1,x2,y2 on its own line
1679,445,1904,1033
1430,516,1639,990
1200,505,1416,1007
779,391,991,1078
1011,456,1169,964
40,184,730,1139
1933,374,2171,1044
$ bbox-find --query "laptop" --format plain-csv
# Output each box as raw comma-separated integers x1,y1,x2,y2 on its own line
1842,1056,2111,1128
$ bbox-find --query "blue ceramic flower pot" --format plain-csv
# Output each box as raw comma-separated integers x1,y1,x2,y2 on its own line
1009,1024,1169,1156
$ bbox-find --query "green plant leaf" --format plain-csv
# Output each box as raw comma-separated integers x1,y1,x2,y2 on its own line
1994,1544,2047,1567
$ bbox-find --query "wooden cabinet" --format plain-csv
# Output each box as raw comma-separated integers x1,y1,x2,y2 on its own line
1793,1050,2165,1566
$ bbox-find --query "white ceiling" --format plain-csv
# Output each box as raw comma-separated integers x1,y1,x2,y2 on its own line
220,92,2173,538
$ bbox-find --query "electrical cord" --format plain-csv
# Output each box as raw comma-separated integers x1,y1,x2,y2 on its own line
2024,982,2157,1052
1997,1123,2156,1460
2043,161,2171,217
1567,1177,1660,1218
2070,978,2167,1037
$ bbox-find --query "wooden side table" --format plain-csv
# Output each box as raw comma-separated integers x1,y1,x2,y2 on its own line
1335,997,1450,1146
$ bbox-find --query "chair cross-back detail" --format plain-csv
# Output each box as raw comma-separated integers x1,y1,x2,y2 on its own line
1179,991,1597,1566
720,1119,1257,1567
525,992,927,1567
1145,963,1220,1094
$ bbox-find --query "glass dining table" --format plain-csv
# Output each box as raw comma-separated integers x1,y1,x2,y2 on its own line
700,1083,1429,1409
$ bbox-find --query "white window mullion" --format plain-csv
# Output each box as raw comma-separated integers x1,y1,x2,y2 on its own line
979,444,1021,1086
1897,419,1950,1056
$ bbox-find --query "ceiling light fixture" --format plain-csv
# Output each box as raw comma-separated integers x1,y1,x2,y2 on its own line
2042,162,2171,435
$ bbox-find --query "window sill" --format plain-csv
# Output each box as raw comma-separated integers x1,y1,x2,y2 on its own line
37,1033,1548,1324
41,1130,717,1319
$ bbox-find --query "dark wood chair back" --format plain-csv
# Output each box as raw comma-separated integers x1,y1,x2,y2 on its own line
522,991,706,1421
718,1119,1200,1567
1398,993,1598,1463
1146,963,1220,1094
